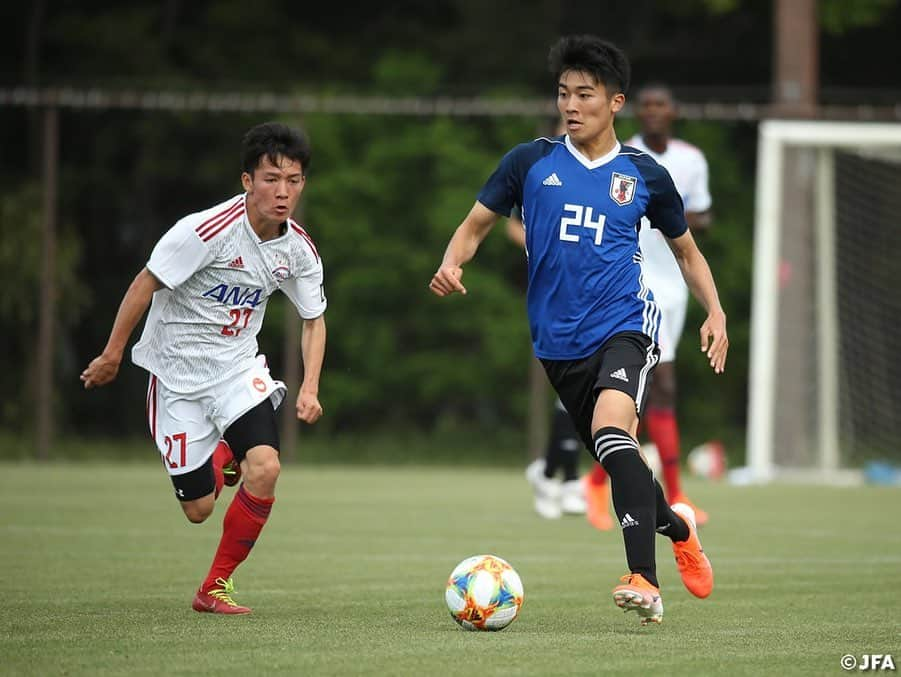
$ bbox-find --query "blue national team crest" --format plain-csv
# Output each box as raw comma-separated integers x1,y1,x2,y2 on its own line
609,172,637,206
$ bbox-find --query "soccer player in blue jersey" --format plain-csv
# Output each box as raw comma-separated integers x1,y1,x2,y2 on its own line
430,35,728,625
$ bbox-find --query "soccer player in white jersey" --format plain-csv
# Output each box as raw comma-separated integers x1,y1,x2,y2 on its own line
81,122,327,615
431,36,727,625
584,83,713,530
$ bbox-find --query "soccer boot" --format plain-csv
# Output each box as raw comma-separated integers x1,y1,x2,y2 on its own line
214,440,241,487
583,473,613,530
670,493,708,526
525,458,562,519
671,502,714,598
560,479,587,515
192,577,251,615
612,573,663,625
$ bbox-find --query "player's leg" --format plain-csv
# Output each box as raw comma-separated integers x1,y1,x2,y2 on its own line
648,301,708,524
553,403,587,514
584,462,612,530
592,389,662,624
194,400,280,615
147,374,221,523
172,460,216,523
589,332,671,623
525,402,565,519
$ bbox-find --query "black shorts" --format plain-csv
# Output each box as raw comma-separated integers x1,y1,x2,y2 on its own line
170,399,281,502
540,331,659,452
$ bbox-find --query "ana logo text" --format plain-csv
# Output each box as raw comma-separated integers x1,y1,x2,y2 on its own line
202,285,263,308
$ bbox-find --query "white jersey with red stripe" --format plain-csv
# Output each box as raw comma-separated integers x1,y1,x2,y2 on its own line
132,194,326,394
625,136,712,308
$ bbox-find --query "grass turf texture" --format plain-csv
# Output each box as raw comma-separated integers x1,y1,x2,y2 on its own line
2,463,899,676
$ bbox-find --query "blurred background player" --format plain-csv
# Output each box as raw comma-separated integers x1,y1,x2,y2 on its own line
81,122,327,614
584,83,713,529
508,185,587,519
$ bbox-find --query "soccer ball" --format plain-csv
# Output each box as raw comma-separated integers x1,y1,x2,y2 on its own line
445,555,524,631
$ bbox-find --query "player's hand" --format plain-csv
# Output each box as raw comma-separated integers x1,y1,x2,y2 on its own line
80,352,122,389
429,264,467,297
699,309,728,374
296,389,323,424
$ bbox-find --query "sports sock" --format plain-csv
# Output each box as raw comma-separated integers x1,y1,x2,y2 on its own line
653,478,689,542
211,442,230,499
588,462,608,486
560,444,581,482
201,484,274,592
544,408,570,479
595,426,658,588
646,407,682,499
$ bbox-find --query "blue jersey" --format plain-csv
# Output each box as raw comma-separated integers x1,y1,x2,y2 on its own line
478,135,687,360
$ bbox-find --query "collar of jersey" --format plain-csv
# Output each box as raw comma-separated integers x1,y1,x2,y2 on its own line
564,135,621,170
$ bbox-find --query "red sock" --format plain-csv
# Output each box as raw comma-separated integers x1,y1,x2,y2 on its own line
211,442,229,498
201,484,273,592
645,407,681,499
588,463,608,485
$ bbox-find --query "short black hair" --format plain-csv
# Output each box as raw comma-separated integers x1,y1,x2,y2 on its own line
241,122,311,175
548,35,631,96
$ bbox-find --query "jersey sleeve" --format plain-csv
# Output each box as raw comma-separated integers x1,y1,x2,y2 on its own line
477,142,543,217
644,164,689,239
684,151,712,213
146,216,215,289
282,250,327,320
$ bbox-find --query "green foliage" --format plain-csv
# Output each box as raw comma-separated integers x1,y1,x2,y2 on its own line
295,86,537,431
820,0,897,34
0,183,87,428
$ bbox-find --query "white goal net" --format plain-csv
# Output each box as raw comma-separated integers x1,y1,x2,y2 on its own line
747,120,901,483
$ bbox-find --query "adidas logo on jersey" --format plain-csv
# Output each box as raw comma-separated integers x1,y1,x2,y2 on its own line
228,256,245,269
621,513,639,528
610,368,629,382
542,172,563,186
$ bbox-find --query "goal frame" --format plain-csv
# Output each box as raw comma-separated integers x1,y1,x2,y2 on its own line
747,120,901,483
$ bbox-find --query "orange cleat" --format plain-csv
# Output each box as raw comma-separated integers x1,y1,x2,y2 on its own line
670,493,708,526
671,503,714,599
583,474,613,531
612,573,663,625
192,577,251,615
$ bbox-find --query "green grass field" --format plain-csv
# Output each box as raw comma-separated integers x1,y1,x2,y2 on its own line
2,462,899,676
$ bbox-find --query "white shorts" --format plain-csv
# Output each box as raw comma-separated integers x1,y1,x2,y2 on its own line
656,297,688,363
146,355,286,476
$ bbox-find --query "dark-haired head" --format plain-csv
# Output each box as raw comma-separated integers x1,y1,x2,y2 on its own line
548,35,631,97
242,122,311,176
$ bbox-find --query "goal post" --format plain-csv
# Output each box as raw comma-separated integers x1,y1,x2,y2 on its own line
748,120,901,483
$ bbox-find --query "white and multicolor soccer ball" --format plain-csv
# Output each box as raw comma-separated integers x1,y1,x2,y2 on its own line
445,554,524,631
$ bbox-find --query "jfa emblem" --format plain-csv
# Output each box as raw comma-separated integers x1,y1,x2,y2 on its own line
609,172,637,205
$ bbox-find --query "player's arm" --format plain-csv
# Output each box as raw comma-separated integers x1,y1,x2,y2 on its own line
505,208,526,250
666,230,729,374
81,268,163,388
685,209,712,232
685,152,713,232
430,201,499,296
296,314,326,424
